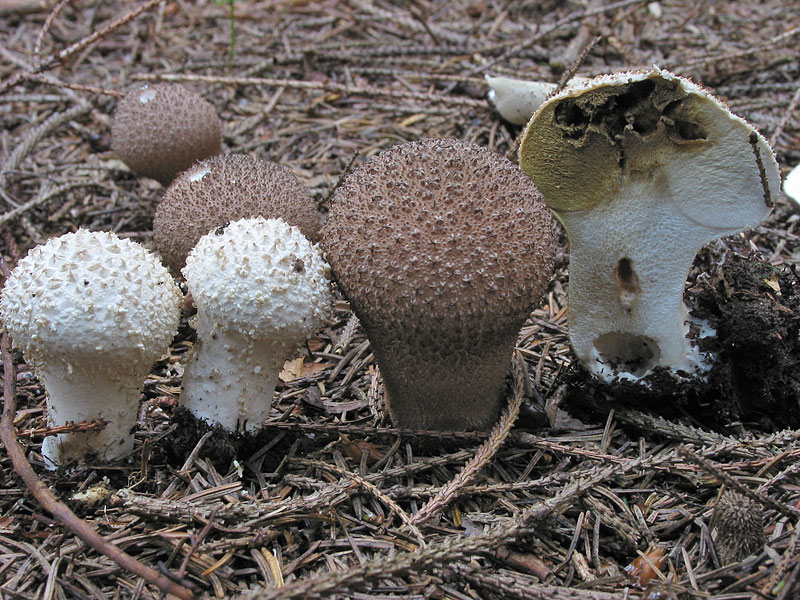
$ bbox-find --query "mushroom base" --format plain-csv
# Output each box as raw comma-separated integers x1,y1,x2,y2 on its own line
39,361,145,469
374,335,518,431
559,251,800,432
181,331,283,432
585,316,715,383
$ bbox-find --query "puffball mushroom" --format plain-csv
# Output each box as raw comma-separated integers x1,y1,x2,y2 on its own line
711,490,766,565
0,230,182,468
486,74,587,125
518,67,781,382
322,138,557,431
784,163,800,208
154,154,321,273
111,82,222,186
180,217,332,432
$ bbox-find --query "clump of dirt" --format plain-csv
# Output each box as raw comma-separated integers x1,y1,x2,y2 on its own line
161,407,301,473
562,251,800,431
694,253,800,429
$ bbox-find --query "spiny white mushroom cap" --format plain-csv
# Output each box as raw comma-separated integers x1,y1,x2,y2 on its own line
182,217,331,350
1,229,182,369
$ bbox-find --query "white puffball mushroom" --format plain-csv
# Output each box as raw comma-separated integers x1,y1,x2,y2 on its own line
784,163,800,208
181,217,332,432
518,67,781,383
486,74,588,125
0,230,182,468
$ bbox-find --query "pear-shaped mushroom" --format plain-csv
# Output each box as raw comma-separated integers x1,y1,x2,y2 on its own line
518,68,781,382
0,230,182,468
323,138,556,431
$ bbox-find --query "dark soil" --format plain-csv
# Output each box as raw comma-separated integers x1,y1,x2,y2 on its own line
562,250,800,433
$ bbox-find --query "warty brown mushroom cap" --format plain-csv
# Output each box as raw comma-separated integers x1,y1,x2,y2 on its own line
111,83,222,186
322,138,556,431
153,153,321,273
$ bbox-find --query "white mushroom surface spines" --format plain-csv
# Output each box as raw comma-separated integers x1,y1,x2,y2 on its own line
0,229,182,468
181,217,331,432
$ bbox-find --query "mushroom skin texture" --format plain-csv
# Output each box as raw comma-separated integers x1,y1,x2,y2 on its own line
181,217,332,432
111,82,222,186
0,230,182,468
518,68,781,383
322,138,557,431
154,154,321,273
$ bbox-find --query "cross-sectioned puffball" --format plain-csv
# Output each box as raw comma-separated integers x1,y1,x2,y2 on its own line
518,67,780,383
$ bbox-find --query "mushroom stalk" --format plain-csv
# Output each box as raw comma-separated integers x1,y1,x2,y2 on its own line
562,180,721,380
40,357,153,465
181,326,286,431
371,324,523,429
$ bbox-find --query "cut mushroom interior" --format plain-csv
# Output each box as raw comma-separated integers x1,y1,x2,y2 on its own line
518,68,781,382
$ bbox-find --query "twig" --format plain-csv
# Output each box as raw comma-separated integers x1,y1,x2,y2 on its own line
178,506,223,578
0,181,114,227
33,0,70,61
450,565,620,600
463,0,646,77
749,131,774,208
26,73,124,98
234,459,637,600
131,72,487,108
17,419,108,438
0,103,92,195
770,84,800,148
263,420,488,441
296,459,426,546
554,35,601,95
671,26,799,70
679,446,799,520
333,313,361,355
0,331,194,600
762,516,800,600
322,150,360,210
0,0,165,95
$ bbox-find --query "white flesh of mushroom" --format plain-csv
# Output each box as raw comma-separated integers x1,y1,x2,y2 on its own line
181,217,331,432
0,230,182,468
519,68,781,382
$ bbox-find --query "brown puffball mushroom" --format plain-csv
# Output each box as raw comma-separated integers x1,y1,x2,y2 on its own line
322,138,557,431
111,83,222,186
711,490,766,565
153,154,321,273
